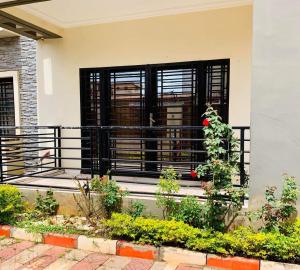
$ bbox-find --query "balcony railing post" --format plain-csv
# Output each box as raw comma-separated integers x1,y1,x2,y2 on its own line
89,128,94,178
57,126,62,168
99,127,110,177
239,128,246,186
0,135,3,183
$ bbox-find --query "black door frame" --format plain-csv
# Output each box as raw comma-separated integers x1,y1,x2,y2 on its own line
80,59,230,176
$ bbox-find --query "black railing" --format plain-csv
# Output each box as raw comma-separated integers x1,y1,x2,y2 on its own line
0,126,250,187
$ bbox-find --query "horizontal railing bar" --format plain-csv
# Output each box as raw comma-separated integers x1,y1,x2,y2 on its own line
1,133,55,138
2,161,55,168
2,168,62,182
2,155,99,161
0,140,55,146
110,147,207,153
1,136,91,140
0,146,90,151
109,137,205,141
0,125,250,130
103,158,201,165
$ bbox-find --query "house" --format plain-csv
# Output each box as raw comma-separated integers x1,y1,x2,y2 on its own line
0,0,299,212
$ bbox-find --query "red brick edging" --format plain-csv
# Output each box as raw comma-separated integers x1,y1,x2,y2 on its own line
0,225,10,238
207,255,259,270
116,241,158,260
43,233,78,248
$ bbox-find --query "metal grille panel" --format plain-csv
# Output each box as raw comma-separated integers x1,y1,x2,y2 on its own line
110,70,146,172
156,67,197,174
0,77,15,135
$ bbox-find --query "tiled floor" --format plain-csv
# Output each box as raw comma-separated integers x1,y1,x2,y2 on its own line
0,238,207,270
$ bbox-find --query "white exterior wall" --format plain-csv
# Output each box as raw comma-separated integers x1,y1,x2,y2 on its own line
250,0,300,209
36,5,252,127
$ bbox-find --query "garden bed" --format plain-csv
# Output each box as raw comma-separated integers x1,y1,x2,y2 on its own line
0,222,299,270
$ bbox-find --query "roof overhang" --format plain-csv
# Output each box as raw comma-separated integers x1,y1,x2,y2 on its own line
0,0,252,40
0,9,61,39
0,0,50,9
0,0,62,40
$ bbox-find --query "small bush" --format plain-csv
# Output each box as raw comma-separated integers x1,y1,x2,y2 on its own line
249,175,299,231
155,167,180,219
91,177,127,218
105,213,300,263
175,196,205,228
127,201,145,219
105,213,201,246
0,185,23,224
35,190,59,217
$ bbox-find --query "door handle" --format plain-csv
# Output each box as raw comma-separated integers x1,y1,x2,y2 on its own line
149,113,156,127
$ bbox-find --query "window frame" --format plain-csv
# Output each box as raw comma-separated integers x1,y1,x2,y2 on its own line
0,71,21,128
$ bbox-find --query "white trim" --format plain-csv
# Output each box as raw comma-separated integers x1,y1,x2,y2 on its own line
0,71,21,128
22,0,252,28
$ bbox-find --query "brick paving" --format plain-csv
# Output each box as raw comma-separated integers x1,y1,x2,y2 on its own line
0,238,209,270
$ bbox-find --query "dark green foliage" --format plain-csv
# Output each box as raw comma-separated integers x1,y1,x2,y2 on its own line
35,190,59,217
127,201,145,219
155,167,180,219
91,177,128,218
195,106,246,231
249,175,299,231
174,196,205,228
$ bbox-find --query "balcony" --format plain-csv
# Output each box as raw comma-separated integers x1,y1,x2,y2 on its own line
0,125,250,198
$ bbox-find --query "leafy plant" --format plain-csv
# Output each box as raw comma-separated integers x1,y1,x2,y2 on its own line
155,167,180,219
127,201,145,219
105,213,200,246
105,213,300,264
194,105,246,231
175,196,205,228
0,185,24,224
35,190,59,217
91,176,128,218
73,178,105,226
249,175,299,231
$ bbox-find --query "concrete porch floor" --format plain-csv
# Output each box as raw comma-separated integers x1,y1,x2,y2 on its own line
7,170,206,198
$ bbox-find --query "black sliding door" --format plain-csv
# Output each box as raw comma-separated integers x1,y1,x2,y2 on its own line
80,59,229,177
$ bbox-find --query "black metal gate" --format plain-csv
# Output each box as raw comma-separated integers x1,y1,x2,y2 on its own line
80,60,229,177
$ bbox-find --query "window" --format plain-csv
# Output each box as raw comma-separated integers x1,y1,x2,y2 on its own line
0,71,20,135
80,60,229,176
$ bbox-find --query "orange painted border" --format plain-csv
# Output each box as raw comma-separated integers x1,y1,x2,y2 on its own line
207,256,259,270
116,241,157,260
0,225,10,238
43,233,78,249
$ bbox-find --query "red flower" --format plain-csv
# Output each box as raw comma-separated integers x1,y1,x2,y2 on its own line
202,118,210,126
190,170,198,178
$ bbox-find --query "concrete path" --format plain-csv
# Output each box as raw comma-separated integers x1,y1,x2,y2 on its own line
0,238,212,270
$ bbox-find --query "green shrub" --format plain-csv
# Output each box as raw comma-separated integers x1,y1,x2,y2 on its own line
35,190,59,217
105,213,201,246
91,177,128,218
175,196,205,228
127,201,145,219
249,175,299,231
194,106,246,231
105,213,300,263
155,167,180,219
0,185,23,224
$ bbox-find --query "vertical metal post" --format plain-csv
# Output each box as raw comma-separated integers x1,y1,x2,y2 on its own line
89,128,94,178
0,135,3,183
54,127,57,168
239,128,245,186
57,126,62,169
99,127,110,177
